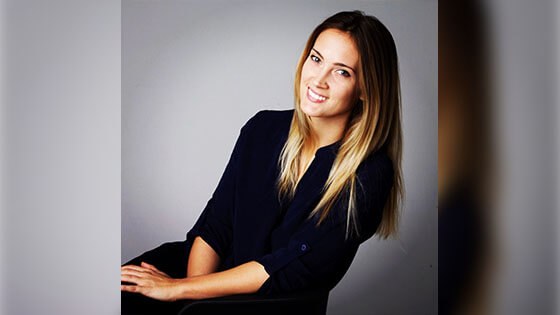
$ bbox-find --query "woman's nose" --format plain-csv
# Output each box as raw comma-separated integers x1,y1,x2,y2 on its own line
311,68,329,89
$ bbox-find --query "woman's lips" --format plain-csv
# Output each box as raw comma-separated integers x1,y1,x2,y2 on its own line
307,87,327,103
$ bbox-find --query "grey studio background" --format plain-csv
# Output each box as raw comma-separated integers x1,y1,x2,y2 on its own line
122,1,437,314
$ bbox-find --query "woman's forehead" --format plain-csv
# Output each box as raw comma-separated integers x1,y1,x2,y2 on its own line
313,29,359,68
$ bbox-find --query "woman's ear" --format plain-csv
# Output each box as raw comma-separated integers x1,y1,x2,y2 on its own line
357,89,365,102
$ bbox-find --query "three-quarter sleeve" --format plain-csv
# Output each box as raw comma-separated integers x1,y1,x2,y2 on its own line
255,152,394,294
185,113,259,259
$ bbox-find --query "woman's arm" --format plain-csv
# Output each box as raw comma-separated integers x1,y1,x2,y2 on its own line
121,260,269,301
178,261,269,299
187,236,220,277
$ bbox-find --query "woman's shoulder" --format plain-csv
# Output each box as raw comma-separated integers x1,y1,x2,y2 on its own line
240,109,294,138
356,150,394,186
245,109,293,128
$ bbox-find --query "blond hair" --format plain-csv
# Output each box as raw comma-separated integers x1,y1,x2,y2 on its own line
277,11,404,239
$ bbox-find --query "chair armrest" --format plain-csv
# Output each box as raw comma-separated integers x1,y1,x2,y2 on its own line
177,290,329,315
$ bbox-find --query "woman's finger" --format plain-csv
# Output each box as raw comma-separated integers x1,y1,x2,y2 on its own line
121,273,143,285
121,269,150,279
121,265,152,274
140,261,155,268
140,262,169,277
140,262,160,272
121,284,142,293
121,264,147,271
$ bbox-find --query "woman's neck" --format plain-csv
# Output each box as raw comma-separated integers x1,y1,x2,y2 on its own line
307,115,348,150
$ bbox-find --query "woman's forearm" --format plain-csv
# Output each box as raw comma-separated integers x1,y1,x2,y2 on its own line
187,236,221,277
175,261,269,300
121,246,268,301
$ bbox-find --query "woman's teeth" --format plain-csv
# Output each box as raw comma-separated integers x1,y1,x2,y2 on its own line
308,88,326,101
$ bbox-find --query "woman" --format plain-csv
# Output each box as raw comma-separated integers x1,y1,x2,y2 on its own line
121,10,403,313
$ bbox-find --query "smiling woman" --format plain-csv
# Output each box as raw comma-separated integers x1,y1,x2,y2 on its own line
122,10,403,315
300,29,360,120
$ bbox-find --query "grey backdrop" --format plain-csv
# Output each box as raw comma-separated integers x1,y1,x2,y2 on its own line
122,1,437,314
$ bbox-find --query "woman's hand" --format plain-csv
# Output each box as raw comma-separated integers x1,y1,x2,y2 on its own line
121,262,180,301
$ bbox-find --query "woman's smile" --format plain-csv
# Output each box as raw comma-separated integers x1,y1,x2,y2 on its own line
307,87,328,103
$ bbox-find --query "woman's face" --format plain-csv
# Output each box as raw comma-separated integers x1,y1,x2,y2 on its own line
299,28,361,124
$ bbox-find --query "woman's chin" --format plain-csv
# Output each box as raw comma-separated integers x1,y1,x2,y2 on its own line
300,102,324,117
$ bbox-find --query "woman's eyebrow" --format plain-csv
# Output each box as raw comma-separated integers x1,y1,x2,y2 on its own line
311,48,356,73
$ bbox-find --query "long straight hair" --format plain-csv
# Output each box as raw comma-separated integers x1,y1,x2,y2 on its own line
277,11,404,239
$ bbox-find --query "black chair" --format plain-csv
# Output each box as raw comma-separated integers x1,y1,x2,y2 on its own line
177,290,329,315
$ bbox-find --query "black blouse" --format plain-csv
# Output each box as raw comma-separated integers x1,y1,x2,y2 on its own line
185,110,394,294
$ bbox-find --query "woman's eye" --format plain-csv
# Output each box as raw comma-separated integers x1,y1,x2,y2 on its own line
336,69,351,77
310,55,320,63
